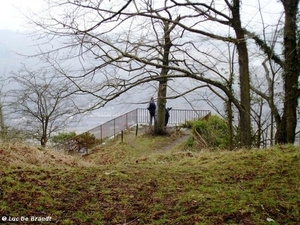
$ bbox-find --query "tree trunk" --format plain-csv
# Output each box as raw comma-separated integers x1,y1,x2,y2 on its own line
256,98,263,148
155,76,168,134
0,101,6,140
275,0,299,144
154,20,172,135
41,118,48,147
226,99,234,150
232,0,252,148
40,136,47,148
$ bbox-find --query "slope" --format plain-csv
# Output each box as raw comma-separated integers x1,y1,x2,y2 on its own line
0,135,300,224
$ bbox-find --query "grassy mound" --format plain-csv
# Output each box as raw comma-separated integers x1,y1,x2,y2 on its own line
0,130,299,224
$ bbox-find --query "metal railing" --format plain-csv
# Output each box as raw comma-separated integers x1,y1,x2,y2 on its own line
86,108,211,141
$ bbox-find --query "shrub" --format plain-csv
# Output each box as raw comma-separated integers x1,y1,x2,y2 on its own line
75,132,100,148
51,131,77,143
186,136,194,147
181,120,195,129
193,115,229,148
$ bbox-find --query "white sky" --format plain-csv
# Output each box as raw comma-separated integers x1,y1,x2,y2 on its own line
0,0,40,31
0,0,283,32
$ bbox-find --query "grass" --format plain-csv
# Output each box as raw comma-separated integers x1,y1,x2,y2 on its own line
0,128,300,224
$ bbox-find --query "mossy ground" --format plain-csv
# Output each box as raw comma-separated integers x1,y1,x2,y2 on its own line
1,128,300,224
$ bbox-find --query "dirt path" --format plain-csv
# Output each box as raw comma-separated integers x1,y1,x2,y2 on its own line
124,125,191,152
127,125,191,151
158,128,191,152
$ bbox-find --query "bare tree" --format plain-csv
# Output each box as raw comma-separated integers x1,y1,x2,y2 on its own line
29,1,191,134
247,0,300,144
28,0,299,147
0,72,9,140
28,0,251,146
250,59,282,146
8,65,77,147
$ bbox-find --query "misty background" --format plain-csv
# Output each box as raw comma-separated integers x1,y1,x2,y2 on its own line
0,29,216,134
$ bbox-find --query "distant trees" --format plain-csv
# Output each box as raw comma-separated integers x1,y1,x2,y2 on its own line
8,65,77,147
0,74,8,140
28,0,300,147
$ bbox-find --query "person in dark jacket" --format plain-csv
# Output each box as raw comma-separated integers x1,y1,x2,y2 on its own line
165,107,172,126
147,97,156,126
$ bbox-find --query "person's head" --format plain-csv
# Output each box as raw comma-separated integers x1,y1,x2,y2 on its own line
150,97,154,102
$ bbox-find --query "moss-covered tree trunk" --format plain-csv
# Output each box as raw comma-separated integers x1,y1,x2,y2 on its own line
154,20,172,135
275,0,299,144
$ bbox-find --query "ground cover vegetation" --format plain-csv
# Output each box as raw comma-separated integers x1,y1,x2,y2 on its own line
191,115,230,149
1,127,299,224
